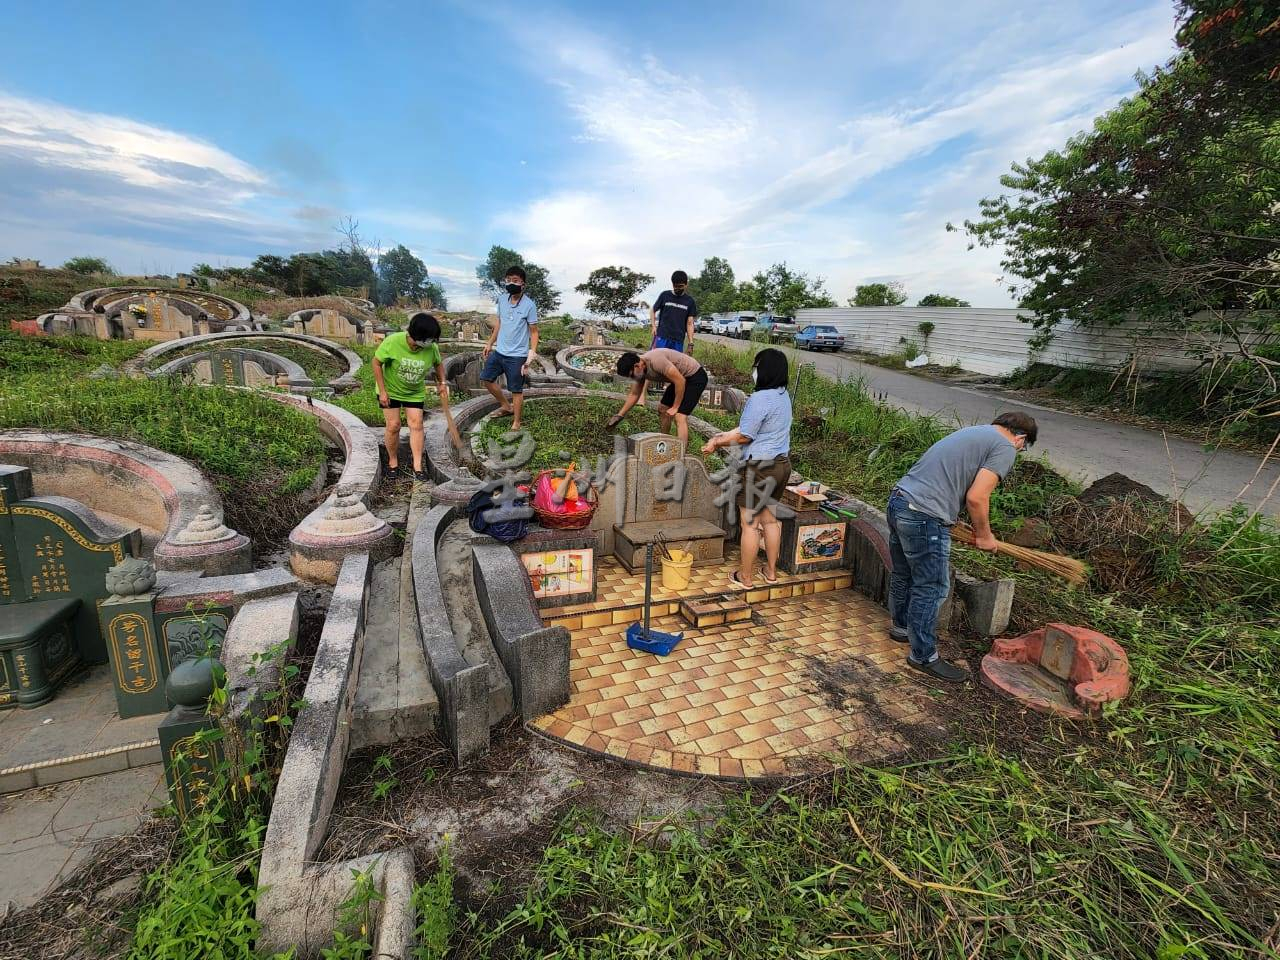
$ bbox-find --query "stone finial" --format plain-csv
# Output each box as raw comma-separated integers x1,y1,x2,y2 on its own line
105,557,157,598
174,504,235,544
313,487,383,537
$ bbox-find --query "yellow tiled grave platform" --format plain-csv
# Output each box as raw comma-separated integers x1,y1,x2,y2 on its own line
545,554,853,630
530,555,942,780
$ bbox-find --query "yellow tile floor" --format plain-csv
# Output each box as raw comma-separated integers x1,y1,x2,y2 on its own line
531,558,941,780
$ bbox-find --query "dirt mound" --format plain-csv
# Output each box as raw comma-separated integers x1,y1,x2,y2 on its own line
1050,473,1201,600
1078,472,1196,531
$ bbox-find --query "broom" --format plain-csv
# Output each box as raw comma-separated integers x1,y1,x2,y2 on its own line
951,522,1089,586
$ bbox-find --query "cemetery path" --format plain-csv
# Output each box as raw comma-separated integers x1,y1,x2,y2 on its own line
701,335,1280,518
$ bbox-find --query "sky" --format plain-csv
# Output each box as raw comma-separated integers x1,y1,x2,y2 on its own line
0,1,1178,313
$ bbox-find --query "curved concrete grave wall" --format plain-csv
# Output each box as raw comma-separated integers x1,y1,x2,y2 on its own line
411,504,490,764
556,344,631,387
152,347,314,392
72,286,252,325
263,393,395,583
471,541,571,722
0,431,251,576
255,554,415,957
128,331,361,389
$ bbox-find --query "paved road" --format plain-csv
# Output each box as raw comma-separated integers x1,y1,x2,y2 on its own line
701,335,1279,518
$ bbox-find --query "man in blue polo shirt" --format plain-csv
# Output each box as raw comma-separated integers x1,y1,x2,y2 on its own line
481,264,539,431
650,270,697,352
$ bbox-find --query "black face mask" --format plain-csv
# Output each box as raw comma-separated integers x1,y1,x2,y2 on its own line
506,283,523,296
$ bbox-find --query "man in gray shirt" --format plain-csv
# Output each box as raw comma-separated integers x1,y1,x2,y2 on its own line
888,412,1038,681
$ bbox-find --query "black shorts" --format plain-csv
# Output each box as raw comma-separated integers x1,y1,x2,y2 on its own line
659,367,708,415
384,398,424,409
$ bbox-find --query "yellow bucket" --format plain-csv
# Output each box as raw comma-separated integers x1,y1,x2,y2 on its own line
660,549,694,591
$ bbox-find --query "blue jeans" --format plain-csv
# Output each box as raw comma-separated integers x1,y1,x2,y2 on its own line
652,335,685,352
886,491,951,664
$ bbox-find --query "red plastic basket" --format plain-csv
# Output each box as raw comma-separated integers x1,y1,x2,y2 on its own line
531,468,598,530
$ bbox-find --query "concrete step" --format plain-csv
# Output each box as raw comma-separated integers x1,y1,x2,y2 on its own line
613,519,725,572
350,487,440,750
437,519,515,726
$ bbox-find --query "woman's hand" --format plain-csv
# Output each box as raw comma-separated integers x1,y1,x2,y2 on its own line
700,435,719,455
378,391,390,409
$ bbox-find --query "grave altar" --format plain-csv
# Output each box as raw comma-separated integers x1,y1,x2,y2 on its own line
600,433,727,572
0,464,141,708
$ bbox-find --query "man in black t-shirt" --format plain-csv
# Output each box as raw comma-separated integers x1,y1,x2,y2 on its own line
650,270,698,352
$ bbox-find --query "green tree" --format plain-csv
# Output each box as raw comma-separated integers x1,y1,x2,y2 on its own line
917,293,970,307
960,1,1277,335
736,263,835,316
850,282,907,307
574,265,655,319
376,244,431,305
476,245,562,313
423,280,448,310
687,256,737,314
62,257,114,276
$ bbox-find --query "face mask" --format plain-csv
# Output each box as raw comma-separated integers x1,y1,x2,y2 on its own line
506,283,523,296
752,367,759,386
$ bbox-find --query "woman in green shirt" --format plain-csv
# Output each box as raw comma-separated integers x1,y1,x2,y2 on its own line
373,312,449,481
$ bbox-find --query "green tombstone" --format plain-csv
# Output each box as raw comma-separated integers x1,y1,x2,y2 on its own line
208,350,245,387
159,703,224,820
0,466,34,607
99,593,167,717
9,496,140,664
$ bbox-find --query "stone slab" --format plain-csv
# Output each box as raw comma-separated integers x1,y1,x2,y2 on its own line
614,519,725,572
510,527,599,609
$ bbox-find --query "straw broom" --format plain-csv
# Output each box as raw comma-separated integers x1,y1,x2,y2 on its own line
952,522,1089,586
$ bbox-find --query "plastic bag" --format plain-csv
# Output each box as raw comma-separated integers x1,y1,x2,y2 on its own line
532,468,594,521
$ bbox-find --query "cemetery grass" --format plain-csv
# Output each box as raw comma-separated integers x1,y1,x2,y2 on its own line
447,344,1280,959
1004,362,1280,450
0,329,326,543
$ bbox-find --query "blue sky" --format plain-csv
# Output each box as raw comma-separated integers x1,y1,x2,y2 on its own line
0,1,1177,311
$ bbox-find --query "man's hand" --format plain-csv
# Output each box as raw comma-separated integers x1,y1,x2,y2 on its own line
974,533,1000,552
606,414,623,429
378,392,390,409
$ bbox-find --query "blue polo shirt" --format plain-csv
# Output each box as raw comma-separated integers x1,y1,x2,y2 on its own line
495,294,538,357
738,387,792,461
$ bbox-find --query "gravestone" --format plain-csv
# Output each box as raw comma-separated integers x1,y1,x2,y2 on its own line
4,471,140,663
159,703,223,819
305,309,359,342
610,434,726,571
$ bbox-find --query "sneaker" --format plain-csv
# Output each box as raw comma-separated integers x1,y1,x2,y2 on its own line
907,656,968,682
889,625,909,643
413,468,430,483
386,463,402,479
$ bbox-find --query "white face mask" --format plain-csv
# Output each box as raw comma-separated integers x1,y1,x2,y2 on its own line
752,367,759,386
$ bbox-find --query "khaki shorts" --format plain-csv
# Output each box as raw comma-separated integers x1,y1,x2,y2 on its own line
737,455,792,518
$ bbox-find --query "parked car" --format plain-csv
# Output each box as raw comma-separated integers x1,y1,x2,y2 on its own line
754,314,799,342
794,324,846,352
711,315,751,338
694,315,715,333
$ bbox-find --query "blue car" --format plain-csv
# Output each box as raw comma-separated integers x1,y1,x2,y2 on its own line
795,324,846,352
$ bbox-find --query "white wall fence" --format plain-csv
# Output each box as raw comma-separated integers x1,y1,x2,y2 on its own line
794,307,1266,378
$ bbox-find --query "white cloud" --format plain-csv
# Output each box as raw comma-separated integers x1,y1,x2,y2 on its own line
500,4,1176,313
0,90,264,195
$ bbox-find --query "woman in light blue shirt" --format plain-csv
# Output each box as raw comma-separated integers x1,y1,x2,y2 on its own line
702,348,793,587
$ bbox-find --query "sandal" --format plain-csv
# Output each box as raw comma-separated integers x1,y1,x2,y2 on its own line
492,408,514,419
730,571,753,589
762,568,779,584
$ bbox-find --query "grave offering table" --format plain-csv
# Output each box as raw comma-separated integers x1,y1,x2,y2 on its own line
779,508,849,574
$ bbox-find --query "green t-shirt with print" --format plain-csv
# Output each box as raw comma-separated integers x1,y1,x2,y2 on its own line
374,332,442,402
